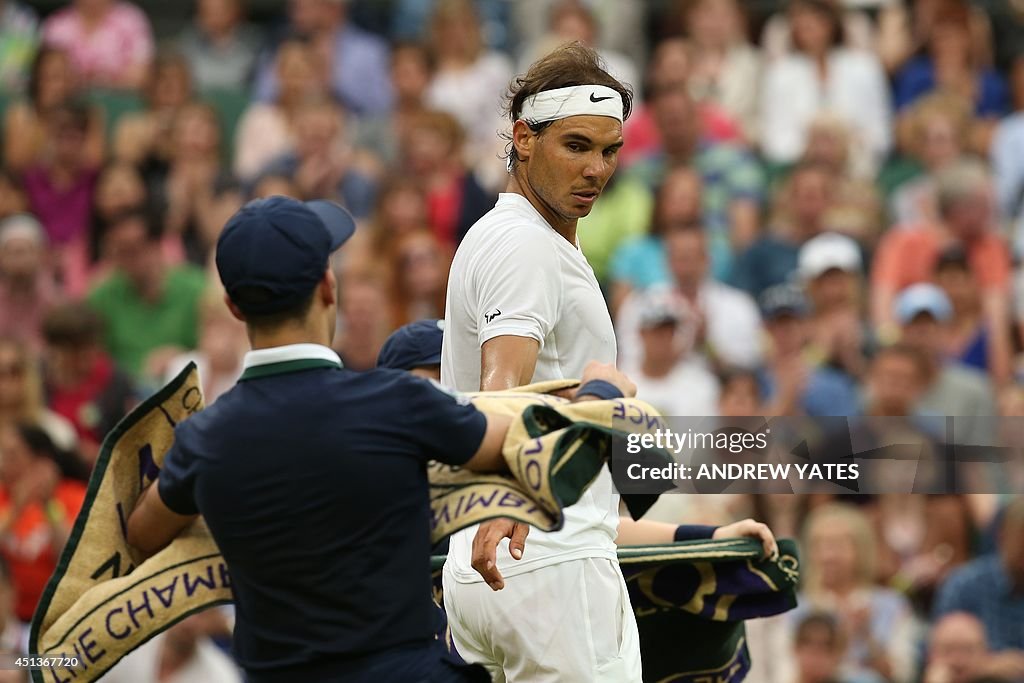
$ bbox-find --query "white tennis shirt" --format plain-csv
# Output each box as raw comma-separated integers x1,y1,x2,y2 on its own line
441,192,619,582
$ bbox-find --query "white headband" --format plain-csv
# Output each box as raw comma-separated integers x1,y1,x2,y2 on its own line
519,85,623,125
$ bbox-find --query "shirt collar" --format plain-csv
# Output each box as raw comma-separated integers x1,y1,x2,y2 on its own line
240,343,342,381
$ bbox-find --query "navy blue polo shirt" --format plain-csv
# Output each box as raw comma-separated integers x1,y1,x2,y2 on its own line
156,344,487,680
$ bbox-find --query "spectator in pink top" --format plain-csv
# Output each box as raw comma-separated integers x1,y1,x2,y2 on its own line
41,0,153,90
22,102,100,284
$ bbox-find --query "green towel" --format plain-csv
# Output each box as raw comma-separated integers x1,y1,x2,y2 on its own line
620,538,800,682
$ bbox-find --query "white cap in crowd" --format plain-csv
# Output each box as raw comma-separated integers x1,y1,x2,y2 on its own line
797,232,862,281
895,283,953,325
636,286,689,330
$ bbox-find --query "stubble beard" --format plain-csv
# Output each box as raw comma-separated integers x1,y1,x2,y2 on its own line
527,167,590,224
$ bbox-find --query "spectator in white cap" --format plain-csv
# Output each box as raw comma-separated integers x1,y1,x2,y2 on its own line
0,214,60,354
623,286,719,417
895,283,995,445
799,231,868,379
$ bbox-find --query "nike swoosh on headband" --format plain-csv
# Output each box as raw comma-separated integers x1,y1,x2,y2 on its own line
589,93,614,102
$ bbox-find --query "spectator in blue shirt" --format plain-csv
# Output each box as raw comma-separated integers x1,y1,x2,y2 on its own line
732,162,839,301
923,611,1024,683
253,0,392,115
933,497,1024,656
893,4,1009,119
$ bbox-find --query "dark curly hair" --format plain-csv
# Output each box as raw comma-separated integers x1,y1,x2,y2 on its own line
503,42,633,170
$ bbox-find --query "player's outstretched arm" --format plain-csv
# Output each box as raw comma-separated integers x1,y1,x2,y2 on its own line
617,518,778,559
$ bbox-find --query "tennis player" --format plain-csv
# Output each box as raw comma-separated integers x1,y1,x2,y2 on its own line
440,44,775,682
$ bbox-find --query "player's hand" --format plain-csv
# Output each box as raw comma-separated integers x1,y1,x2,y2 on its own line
470,518,530,591
712,519,778,560
579,361,637,398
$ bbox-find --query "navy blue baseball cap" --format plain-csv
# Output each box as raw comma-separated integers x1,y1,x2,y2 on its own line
216,196,356,315
759,282,809,321
377,319,445,370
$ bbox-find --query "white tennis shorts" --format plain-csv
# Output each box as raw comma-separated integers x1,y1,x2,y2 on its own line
442,557,642,683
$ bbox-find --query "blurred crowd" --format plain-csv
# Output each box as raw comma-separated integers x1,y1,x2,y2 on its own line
0,0,1023,681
